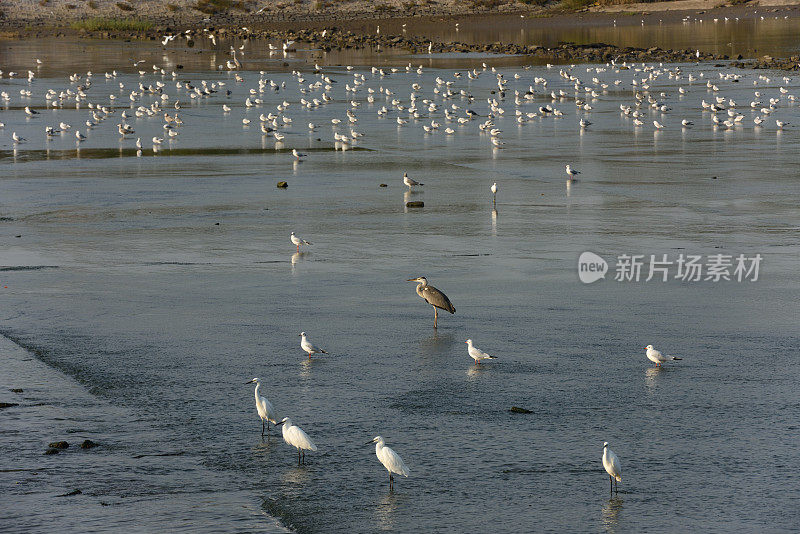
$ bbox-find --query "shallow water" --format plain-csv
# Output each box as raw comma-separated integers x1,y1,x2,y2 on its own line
1,38,800,533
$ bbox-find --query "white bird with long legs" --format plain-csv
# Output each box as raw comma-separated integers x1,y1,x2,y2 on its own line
366,436,410,490
276,417,317,464
246,378,279,437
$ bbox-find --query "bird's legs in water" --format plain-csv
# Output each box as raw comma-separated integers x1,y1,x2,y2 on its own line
433,307,438,328
262,419,265,437
609,475,613,495
389,473,394,491
298,449,302,465
296,244,300,252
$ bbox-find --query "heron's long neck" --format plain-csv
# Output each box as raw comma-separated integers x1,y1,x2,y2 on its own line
254,382,261,400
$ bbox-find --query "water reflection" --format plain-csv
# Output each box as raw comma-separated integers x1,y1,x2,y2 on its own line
491,208,498,236
375,490,405,530
601,496,623,532
418,330,453,361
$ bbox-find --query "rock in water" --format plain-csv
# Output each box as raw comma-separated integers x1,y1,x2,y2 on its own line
48,441,69,449
510,406,533,414
405,201,424,208
277,181,288,188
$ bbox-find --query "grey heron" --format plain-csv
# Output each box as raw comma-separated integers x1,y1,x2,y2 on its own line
407,276,455,328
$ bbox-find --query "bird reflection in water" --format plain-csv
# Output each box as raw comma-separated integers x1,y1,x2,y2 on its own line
645,365,664,389
417,330,453,361
291,251,309,274
375,491,405,531
491,207,498,235
601,496,623,532
467,365,488,379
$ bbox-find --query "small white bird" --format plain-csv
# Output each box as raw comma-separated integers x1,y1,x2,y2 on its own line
603,442,622,494
75,130,87,142
681,119,693,127
366,436,410,490
291,231,311,252
276,417,317,464
292,148,306,160
247,378,279,436
491,182,498,203
653,120,665,129
465,339,497,365
565,164,580,178
299,332,327,358
12,132,25,143
403,172,423,189
644,344,682,366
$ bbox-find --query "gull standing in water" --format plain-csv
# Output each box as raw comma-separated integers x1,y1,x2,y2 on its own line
403,172,423,190
644,344,682,366
276,417,317,464
566,164,580,178
366,436,410,490
407,277,455,328
246,378,279,437
291,232,311,252
300,332,328,358
602,442,622,495
491,182,498,204
465,339,497,365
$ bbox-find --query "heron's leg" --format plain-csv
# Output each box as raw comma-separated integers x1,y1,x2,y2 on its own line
298,449,302,465
609,475,613,494
262,419,265,437
434,307,438,328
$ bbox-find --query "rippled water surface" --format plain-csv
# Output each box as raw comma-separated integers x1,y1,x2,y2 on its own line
1,37,799,533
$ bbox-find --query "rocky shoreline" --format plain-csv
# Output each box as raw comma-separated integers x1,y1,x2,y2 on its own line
1,7,799,69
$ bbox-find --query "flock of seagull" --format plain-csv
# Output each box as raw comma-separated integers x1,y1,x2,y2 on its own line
2,35,789,492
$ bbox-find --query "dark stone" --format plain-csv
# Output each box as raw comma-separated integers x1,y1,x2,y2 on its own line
510,406,533,414
277,181,288,188
58,489,82,497
81,439,99,449
405,201,424,208
379,184,388,187
0,402,19,408
48,441,69,449
44,448,60,455
10,388,23,393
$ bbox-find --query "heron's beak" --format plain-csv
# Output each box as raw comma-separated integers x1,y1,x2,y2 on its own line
364,439,375,445
275,421,285,426
406,278,419,282
244,381,253,384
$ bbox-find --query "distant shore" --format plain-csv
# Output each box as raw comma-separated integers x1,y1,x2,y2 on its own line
1,0,799,68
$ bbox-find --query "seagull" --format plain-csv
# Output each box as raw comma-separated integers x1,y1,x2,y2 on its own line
75,130,87,142
491,182,498,203
275,417,317,465
653,120,665,129
602,442,622,494
681,119,693,127
407,276,456,328
366,436,410,490
12,132,25,143
565,164,580,178
292,148,306,160
246,378,279,437
403,172,423,189
290,231,311,252
24,106,39,116
644,344,682,366
299,332,327,358
465,339,497,365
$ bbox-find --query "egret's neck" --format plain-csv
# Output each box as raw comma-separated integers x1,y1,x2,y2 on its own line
254,382,261,399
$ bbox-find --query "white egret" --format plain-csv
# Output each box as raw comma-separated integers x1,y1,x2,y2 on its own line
465,339,497,365
644,344,682,366
366,436,410,490
299,332,327,358
246,378,279,437
602,442,622,494
491,182,498,204
276,417,317,464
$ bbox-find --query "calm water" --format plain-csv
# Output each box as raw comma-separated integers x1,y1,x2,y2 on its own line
1,36,800,533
